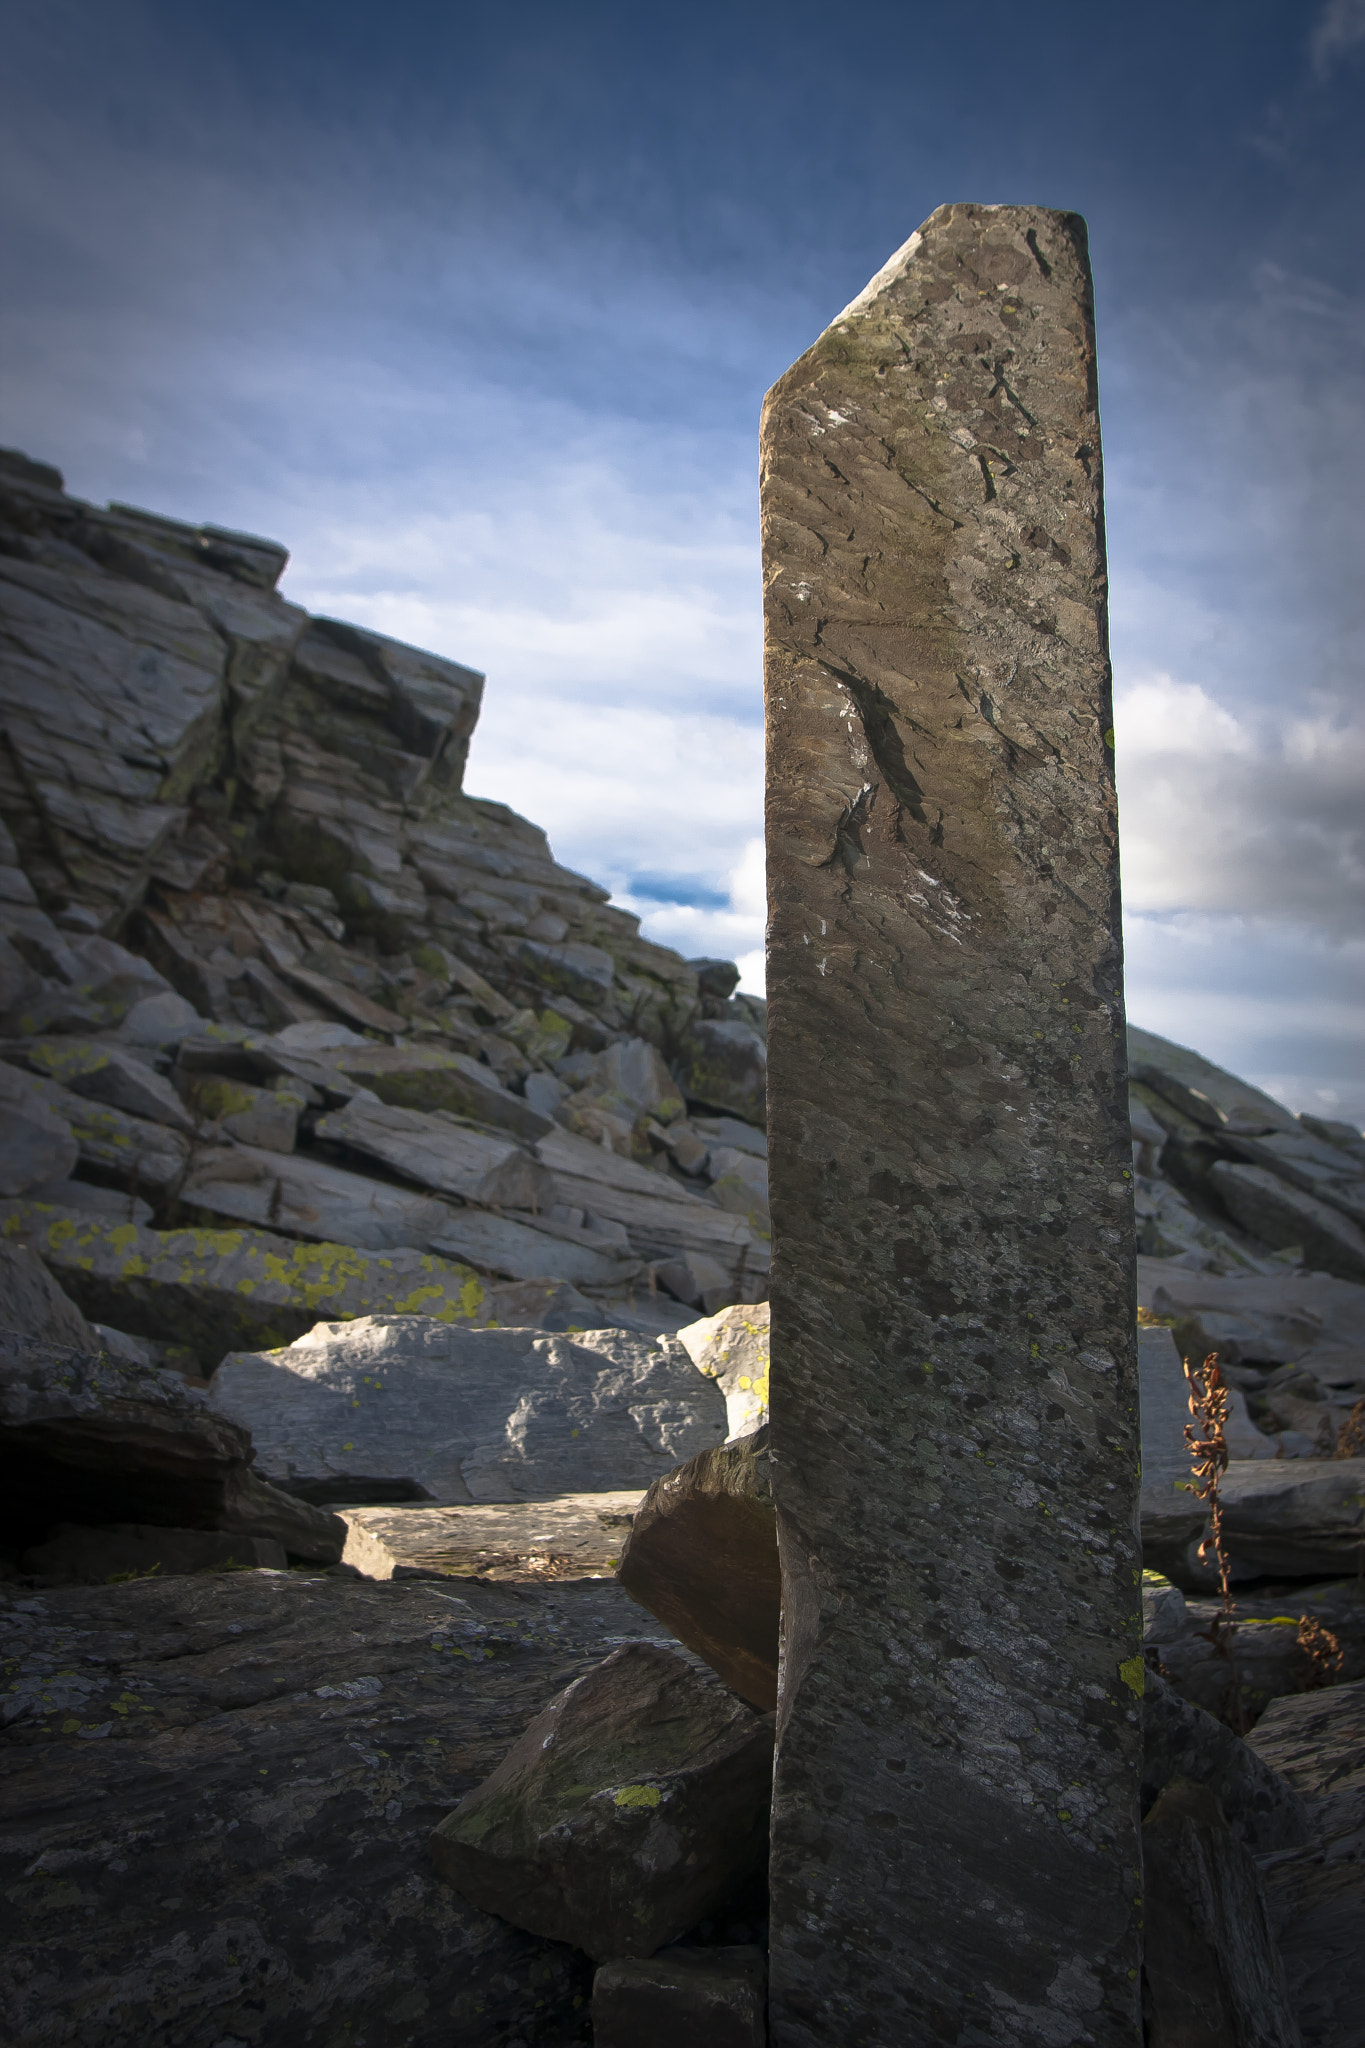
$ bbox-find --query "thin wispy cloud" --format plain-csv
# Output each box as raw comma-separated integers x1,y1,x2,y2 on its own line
1311,0,1365,78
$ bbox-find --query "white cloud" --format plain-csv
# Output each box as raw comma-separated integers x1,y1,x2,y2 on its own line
1311,0,1365,78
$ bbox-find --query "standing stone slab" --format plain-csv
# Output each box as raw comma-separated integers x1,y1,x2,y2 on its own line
762,204,1141,2044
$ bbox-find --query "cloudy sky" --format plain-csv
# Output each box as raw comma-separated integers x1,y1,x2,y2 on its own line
2,0,1362,1120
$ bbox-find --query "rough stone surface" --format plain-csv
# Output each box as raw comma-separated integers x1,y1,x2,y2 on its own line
428,1641,774,1960
0,1061,78,1194
209,1314,727,1503
1142,1672,1312,1853
617,1427,779,1709
593,1945,768,2048
1141,1780,1301,2048
1211,1162,1365,1285
0,1239,98,1349
0,1331,344,1560
761,203,1141,2041
0,1569,684,2047
21,1520,288,1580
677,1300,771,1436
1247,1679,1365,2048
340,1492,643,1580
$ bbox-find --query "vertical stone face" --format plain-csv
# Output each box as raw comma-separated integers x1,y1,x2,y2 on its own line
762,205,1142,2045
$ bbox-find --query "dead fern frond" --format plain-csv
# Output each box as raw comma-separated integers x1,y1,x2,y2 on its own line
1184,1351,1245,1732
1332,1399,1365,1460
1297,1614,1343,1690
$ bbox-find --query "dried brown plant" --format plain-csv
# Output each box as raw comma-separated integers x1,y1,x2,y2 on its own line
1332,1398,1365,1460
1297,1614,1343,1690
1183,1351,1246,1732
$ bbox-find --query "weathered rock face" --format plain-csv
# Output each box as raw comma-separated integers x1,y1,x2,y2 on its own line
339,1491,643,1581
761,205,1142,2042
617,1427,779,1710
1141,1780,1301,2048
593,1945,769,2048
1142,1673,1312,1853
677,1300,771,1436
209,1314,727,1503
428,1641,775,1960
0,1568,687,2048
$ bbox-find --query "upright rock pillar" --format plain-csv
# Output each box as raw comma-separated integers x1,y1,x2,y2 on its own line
762,205,1142,2044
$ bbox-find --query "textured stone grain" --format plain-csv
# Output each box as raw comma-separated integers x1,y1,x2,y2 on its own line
761,203,1141,2045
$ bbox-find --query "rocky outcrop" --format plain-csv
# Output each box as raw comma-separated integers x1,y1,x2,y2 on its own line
592,1945,769,2048
428,1641,775,1960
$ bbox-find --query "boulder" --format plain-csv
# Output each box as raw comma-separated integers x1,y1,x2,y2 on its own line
428,1641,775,1960
677,1301,770,1437
339,1492,643,1580
0,1568,676,2046
181,1140,455,1251
1226,1128,1365,1230
181,1072,301,1152
21,1069,190,1194
322,1042,553,1140
1128,1025,1299,1137
0,1329,343,1560
655,1249,745,1316
1141,1780,1300,2048
1210,1162,1365,1284
1158,1596,1365,1727
1145,1267,1365,1385
21,1521,288,1581
12,1037,193,1131
0,1201,498,1361
208,1316,728,1504
0,1062,77,1194
1142,1672,1312,1852
1218,1460,1365,1579
679,1018,766,1125
312,1094,522,1199
426,1207,642,1287
0,1240,97,1349
1248,1680,1365,2048
617,1427,779,1711
593,1946,768,2048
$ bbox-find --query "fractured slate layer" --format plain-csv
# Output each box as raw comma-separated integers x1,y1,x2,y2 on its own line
761,202,1142,2046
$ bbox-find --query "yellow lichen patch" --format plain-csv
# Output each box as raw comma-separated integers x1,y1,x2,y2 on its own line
612,1784,662,1809
1118,1655,1145,1697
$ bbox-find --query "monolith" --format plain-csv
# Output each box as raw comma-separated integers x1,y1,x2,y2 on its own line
762,203,1142,2044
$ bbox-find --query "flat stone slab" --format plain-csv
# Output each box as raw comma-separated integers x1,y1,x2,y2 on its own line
0,1569,681,2047
209,1314,726,1503
593,1946,768,2048
340,1493,644,1580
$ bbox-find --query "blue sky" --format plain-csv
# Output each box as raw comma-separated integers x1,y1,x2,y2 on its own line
3,0,1363,1119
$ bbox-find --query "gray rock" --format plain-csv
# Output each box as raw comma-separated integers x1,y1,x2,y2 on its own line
593,1946,767,2048
617,1427,778,1711
17,1036,193,1130
1142,1576,1189,1644
514,935,616,1001
313,1093,522,1198
21,1068,189,1194
1248,1680,1365,2048
16,1178,153,1225
209,1314,727,1503
426,1207,642,1287
116,990,205,1044
340,1492,643,1580
1145,1266,1365,1391
1128,1024,1300,1137
322,1041,554,1140
762,205,1141,2043
1142,1671,1312,1852
0,1569,675,2045
0,1200,501,1361
428,1641,774,1960
691,1114,768,1159
676,1300,770,1437
679,1018,766,1125
0,1061,77,1194
655,1250,749,1316
0,1329,343,1561
182,1071,300,1152
1141,1779,1300,2048
1217,1459,1365,1579
0,1239,99,1348
1211,1161,1365,1284
181,1138,454,1251
21,1520,288,1581
1227,1128,1365,1230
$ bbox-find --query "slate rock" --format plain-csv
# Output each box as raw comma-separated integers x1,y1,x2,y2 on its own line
323,1042,553,1140
0,1201,495,1363
593,1945,768,2048
0,1329,343,1560
688,958,743,1001
24,1068,190,1193
427,1206,643,1287
1217,1460,1365,1579
340,1492,643,1581
0,1569,678,2046
1141,1780,1301,2048
17,1035,194,1130
1211,1162,1365,1284
182,1071,300,1151
209,1315,727,1504
21,1520,288,1581
313,1092,521,1198
1142,1671,1312,1852
677,1299,771,1437
617,1426,779,1710
0,1061,77,1193
679,1017,766,1125
0,1239,97,1349
428,1641,775,1960
181,1139,454,1251
1128,1025,1300,1137
1247,1678,1365,2048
